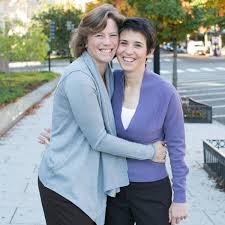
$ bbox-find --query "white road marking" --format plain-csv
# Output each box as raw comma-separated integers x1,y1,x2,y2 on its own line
213,114,225,118
180,91,225,97
200,67,215,72
201,97,225,102
212,105,225,109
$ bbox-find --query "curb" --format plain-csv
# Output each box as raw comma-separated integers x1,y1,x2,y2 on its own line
0,78,59,136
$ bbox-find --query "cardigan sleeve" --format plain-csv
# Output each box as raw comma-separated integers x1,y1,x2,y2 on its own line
63,72,156,160
163,90,189,203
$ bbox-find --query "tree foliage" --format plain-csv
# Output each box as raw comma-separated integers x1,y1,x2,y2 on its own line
85,0,136,16
33,4,82,55
128,0,206,43
0,25,48,62
201,0,225,27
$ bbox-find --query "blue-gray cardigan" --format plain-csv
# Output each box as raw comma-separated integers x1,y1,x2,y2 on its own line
38,52,155,225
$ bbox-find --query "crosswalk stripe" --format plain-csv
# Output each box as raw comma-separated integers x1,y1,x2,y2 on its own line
178,84,225,91
163,59,171,62
161,70,171,74
159,67,225,76
178,77,225,85
180,91,225,97
213,114,225,118
215,67,225,71
179,82,224,87
201,97,225,102
186,68,200,72
200,67,215,72
178,86,225,93
213,105,225,109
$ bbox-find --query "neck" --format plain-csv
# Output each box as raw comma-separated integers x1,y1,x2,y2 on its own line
96,62,107,78
124,66,145,88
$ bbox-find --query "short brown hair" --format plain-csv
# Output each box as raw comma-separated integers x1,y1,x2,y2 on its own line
70,4,124,58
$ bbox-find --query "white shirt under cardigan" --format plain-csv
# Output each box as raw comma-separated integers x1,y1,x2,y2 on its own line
121,107,136,130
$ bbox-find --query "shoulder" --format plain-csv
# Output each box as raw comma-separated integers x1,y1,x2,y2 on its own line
145,69,177,97
58,57,94,87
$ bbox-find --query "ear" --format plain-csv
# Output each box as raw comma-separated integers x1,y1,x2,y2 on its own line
147,48,154,57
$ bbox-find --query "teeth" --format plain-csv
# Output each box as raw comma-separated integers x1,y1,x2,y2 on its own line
100,49,112,53
123,57,135,62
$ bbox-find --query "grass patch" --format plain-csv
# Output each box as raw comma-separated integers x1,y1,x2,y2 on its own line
0,71,59,107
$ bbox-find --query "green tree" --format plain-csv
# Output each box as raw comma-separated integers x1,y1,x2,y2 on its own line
0,23,48,62
10,26,48,61
128,0,206,88
85,0,137,16
33,4,82,56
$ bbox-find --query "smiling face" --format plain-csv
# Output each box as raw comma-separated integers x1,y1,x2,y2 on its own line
86,18,119,69
116,29,148,74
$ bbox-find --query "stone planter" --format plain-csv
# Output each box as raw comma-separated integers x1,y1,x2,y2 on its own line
182,97,212,123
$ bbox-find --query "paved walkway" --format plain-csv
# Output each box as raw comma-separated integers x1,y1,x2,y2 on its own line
0,74,225,224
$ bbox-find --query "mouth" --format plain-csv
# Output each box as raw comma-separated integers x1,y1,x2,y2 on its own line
99,49,114,54
122,57,135,63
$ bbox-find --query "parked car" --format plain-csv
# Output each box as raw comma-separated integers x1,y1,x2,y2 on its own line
187,41,207,55
161,42,187,53
161,43,173,51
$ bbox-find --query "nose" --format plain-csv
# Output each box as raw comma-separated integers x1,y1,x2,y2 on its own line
124,45,134,55
102,35,112,45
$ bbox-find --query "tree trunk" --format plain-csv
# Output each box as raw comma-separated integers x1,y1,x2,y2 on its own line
172,38,178,89
0,57,9,73
153,44,160,75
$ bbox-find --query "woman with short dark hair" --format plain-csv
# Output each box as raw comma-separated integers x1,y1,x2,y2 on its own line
105,17,188,225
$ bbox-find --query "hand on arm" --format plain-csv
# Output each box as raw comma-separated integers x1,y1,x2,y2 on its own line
38,128,51,145
63,72,166,162
37,129,167,163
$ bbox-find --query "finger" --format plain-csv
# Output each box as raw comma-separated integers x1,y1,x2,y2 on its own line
45,128,51,133
171,217,177,225
38,136,49,145
181,215,187,220
38,139,45,144
40,132,50,140
38,136,45,142
176,218,181,224
168,209,172,223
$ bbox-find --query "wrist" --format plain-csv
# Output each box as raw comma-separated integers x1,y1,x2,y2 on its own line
151,143,157,160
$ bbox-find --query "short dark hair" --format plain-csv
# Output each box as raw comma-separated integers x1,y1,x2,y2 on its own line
119,17,156,54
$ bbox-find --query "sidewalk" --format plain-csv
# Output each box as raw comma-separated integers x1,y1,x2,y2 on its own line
0,82,225,225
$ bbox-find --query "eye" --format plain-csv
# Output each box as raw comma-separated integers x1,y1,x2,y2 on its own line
134,44,142,48
94,34,103,38
110,34,118,37
120,41,127,46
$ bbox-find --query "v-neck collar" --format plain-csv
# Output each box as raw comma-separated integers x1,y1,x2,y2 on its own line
118,70,147,131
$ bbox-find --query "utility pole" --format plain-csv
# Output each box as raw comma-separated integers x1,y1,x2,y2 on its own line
49,20,55,72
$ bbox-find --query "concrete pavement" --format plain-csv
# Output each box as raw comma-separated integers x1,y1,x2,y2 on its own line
0,71,225,224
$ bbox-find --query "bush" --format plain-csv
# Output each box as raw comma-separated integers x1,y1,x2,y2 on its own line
0,71,59,106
